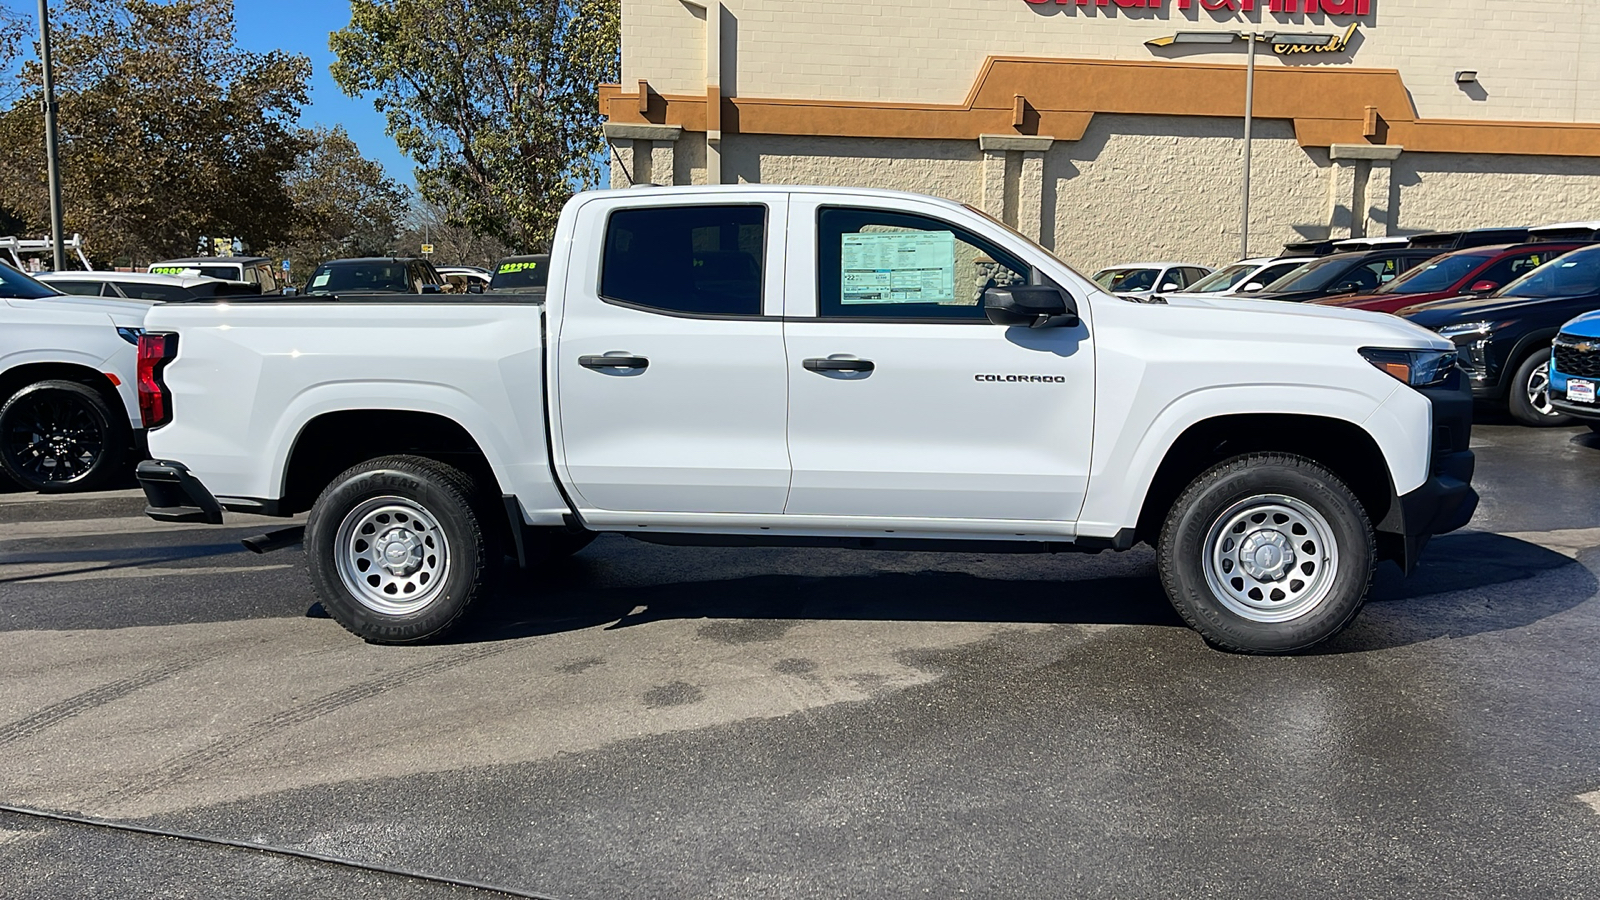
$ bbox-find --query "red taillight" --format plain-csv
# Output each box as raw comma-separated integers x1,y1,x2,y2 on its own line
137,333,177,428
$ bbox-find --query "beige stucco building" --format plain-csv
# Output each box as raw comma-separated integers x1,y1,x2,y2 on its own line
604,0,1600,270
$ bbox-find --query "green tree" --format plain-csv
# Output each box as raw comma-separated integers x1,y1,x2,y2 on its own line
0,8,27,108
0,0,311,264
331,0,619,252
271,125,408,283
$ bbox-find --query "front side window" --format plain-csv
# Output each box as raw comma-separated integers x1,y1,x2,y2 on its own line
1476,250,1560,289
1500,245,1600,298
1094,267,1160,293
817,207,1027,320
1374,254,1490,294
1184,263,1255,293
601,205,765,316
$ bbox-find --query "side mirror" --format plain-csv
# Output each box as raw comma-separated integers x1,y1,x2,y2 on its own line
983,285,1078,328
1160,283,1180,292
1332,282,1362,295
1241,282,1265,292
467,282,484,294
1469,280,1499,293
420,284,442,294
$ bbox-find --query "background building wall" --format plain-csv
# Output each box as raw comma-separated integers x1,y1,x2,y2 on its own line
1389,153,1600,234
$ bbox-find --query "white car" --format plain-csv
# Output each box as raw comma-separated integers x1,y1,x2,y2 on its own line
436,266,491,294
1176,257,1309,298
36,271,254,303
138,185,1476,654
148,256,284,294
1091,262,1214,302
0,262,146,491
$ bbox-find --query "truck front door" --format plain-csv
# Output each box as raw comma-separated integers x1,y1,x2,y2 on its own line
553,196,791,516
780,196,1095,527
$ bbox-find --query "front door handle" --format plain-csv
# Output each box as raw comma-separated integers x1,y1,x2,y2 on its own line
803,357,875,372
579,354,649,370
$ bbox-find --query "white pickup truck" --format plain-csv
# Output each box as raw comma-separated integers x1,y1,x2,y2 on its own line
135,186,1477,654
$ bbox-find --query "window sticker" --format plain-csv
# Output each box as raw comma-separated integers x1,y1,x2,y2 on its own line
311,273,331,288
498,261,540,274
150,266,185,275
840,231,956,304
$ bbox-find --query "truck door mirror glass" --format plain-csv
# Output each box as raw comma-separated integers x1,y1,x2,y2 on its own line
983,285,1078,328
1469,280,1499,293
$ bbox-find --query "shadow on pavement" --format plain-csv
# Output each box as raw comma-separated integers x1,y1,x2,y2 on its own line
458,530,1593,653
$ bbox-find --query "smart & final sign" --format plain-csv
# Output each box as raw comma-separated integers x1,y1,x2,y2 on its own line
1031,0,1371,12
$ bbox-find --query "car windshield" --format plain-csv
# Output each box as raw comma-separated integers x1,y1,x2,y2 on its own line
306,262,410,295
1263,256,1351,292
0,261,62,299
1373,254,1489,294
489,258,549,291
1183,263,1257,293
1498,245,1600,299
1093,268,1160,292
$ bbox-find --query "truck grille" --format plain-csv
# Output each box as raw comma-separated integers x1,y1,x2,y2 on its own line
1554,333,1600,378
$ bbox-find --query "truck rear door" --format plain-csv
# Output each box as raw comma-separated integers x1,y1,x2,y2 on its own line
552,194,792,516
779,194,1095,525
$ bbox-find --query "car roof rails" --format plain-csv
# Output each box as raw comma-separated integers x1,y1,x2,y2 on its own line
1281,239,1338,257
1406,227,1530,251
1526,221,1600,243
1330,236,1411,252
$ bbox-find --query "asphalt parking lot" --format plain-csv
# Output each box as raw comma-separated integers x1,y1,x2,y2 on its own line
3,421,1600,898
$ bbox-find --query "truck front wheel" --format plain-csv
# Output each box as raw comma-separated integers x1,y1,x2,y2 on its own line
305,455,495,644
1157,454,1374,654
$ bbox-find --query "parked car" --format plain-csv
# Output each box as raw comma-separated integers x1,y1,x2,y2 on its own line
36,271,262,303
488,254,550,292
1090,262,1214,302
0,261,145,492
1399,243,1600,426
436,266,491,293
1309,243,1583,315
1527,221,1600,243
148,256,284,294
1282,236,1410,257
137,184,1474,655
1548,311,1600,428
1240,247,1439,303
1405,227,1530,252
300,257,448,297
1174,257,1307,298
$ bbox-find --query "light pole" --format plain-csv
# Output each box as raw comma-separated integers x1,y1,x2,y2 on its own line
1146,30,1336,260
36,0,66,271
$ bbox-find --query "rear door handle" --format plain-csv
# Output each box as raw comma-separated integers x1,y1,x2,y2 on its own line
579,354,649,370
803,357,874,372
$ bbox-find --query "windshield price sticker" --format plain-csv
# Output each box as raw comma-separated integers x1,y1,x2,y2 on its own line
311,273,331,288
498,261,540,274
150,266,185,275
841,231,956,304
1569,379,1596,404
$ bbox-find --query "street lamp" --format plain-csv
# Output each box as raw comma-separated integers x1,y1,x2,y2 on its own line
36,0,65,272
1147,30,1336,259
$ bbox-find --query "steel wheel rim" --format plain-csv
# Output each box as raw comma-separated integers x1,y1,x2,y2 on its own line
1201,493,1340,624
2,392,106,485
1527,362,1556,416
333,496,451,615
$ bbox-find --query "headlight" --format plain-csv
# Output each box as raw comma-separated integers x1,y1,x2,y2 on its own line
115,326,144,346
1435,319,1514,339
1360,347,1456,387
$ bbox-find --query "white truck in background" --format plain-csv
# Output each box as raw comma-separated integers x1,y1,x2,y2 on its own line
136,185,1477,654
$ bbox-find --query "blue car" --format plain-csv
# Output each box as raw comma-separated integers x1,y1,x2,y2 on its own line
1549,310,1600,426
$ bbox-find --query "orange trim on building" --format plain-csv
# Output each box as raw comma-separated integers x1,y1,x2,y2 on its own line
601,56,1600,157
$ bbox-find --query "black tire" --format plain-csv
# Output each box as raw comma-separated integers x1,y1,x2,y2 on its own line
1157,453,1375,654
1588,423,1600,435
305,455,497,644
0,379,128,493
1507,349,1571,427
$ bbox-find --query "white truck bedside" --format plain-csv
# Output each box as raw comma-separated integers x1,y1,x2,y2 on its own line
135,185,1477,654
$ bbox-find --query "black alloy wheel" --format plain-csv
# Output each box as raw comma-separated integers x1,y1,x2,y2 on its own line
0,380,128,493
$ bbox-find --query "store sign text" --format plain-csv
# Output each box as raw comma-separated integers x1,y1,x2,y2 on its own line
1030,0,1371,12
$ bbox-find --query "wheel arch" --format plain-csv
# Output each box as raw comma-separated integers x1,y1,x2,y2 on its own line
0,361,125,417
1132,413,1397,555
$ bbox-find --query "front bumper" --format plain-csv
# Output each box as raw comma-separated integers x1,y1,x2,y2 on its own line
136,459,223,524
1379,370,1479,572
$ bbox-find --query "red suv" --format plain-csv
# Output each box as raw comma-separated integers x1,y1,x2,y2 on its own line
1310,243,1588,314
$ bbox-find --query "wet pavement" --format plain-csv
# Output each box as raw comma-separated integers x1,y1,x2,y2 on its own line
2,421,1598,898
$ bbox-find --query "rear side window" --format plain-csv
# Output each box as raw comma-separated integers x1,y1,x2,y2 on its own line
45,280,106,296
601,205,765,316
490,257,549,291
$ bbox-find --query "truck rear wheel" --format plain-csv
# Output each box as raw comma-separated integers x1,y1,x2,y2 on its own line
305,455,495,644
1157,453,1374,654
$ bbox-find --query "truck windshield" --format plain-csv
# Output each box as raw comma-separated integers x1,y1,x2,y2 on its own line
0,261,62,299
306,262,410,295
1373,254,1489,294
1498,245,1600,299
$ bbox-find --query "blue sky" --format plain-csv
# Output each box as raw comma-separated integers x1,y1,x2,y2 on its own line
4,0,412,182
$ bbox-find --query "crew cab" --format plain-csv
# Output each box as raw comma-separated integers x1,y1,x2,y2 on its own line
135,186,1477,654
